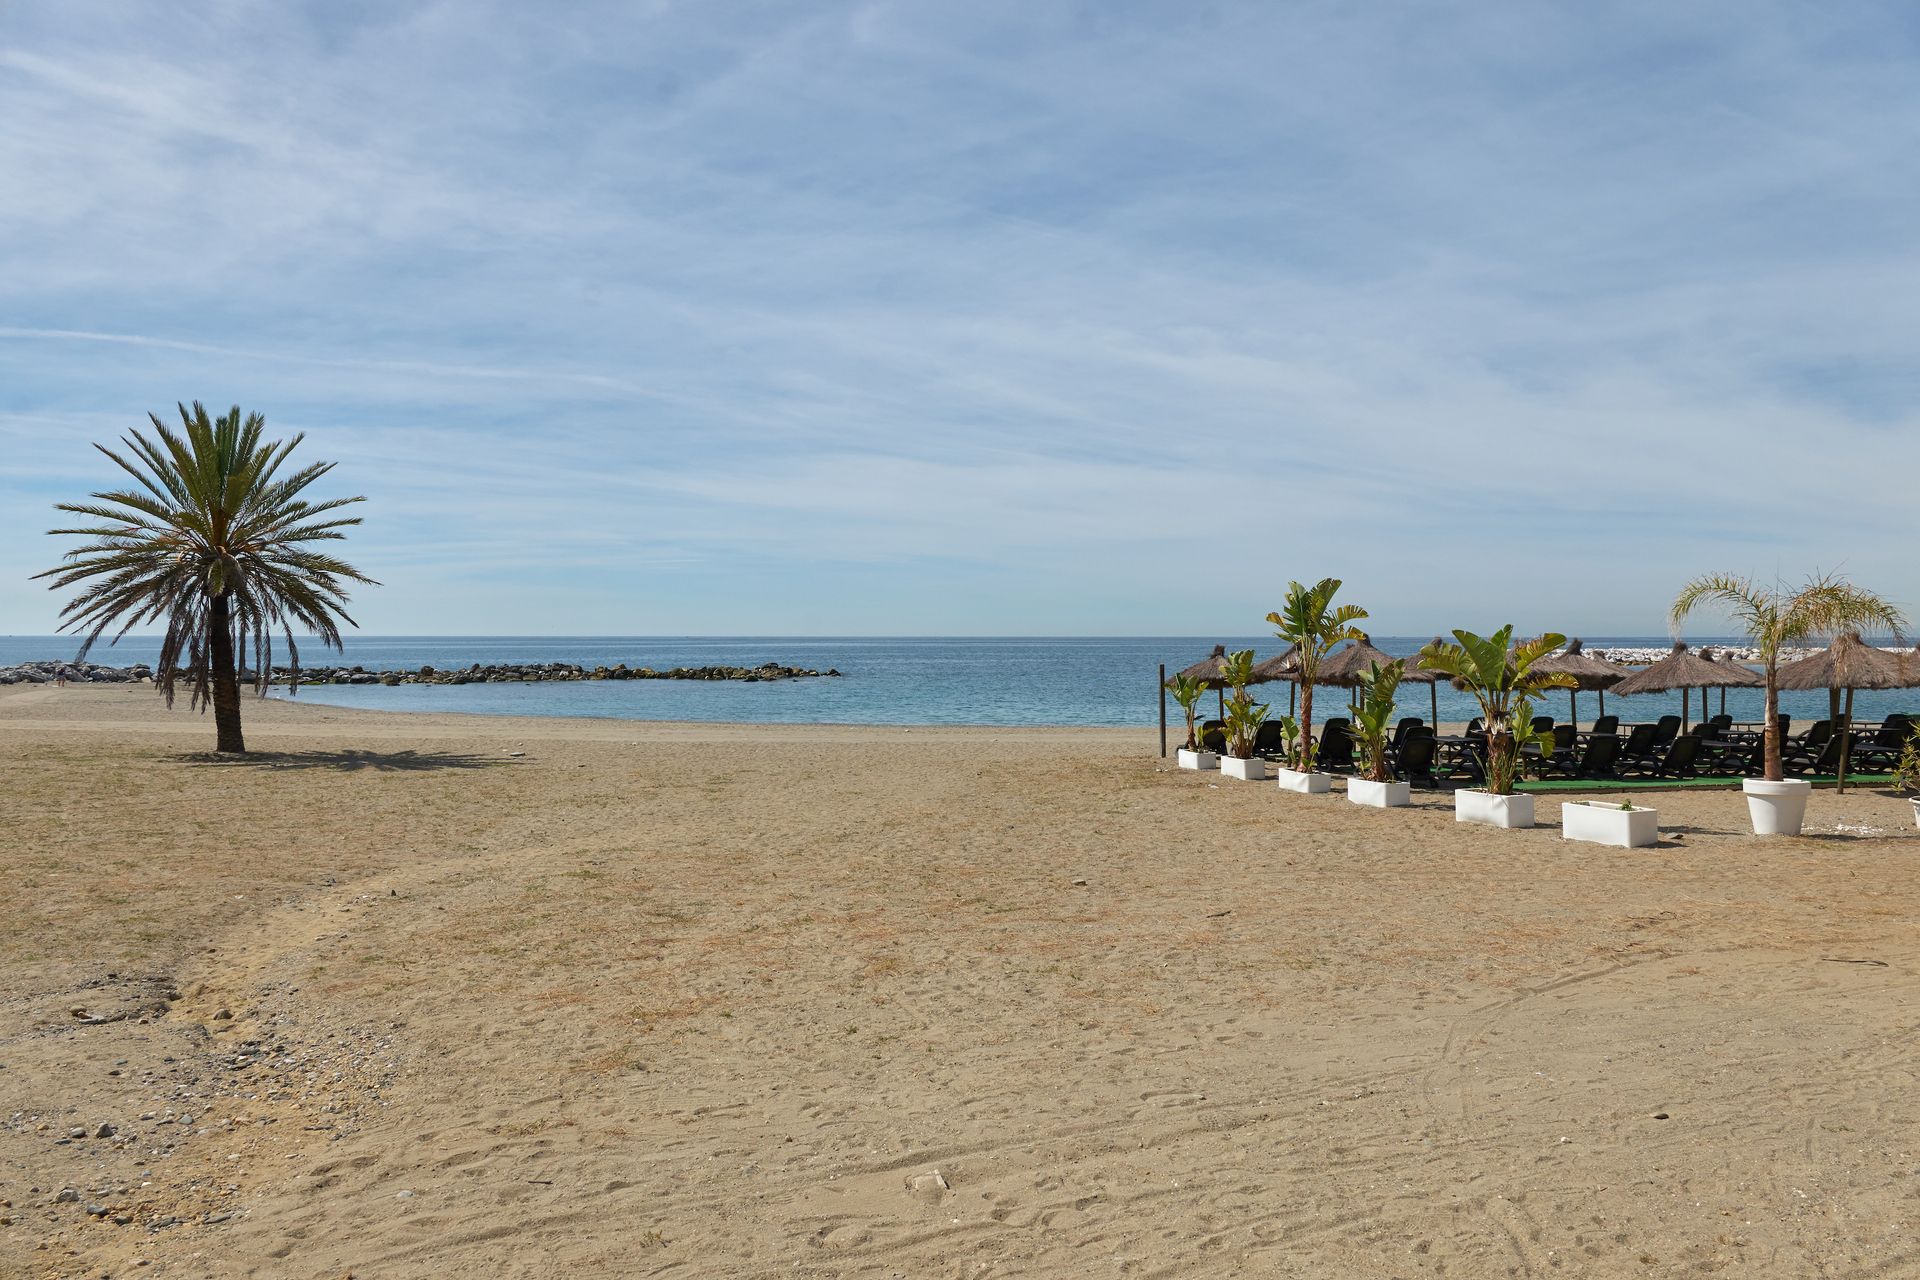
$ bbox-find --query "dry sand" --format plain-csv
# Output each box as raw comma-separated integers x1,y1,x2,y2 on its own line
2,684,1918,1279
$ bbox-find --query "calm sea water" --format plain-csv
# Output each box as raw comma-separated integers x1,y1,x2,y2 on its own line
2,635,1912,729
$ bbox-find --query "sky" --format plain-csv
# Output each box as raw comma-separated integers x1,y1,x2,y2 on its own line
3,1,1917,638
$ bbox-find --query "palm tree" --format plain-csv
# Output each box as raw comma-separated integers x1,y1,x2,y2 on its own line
1418,627,1574,794
1267,578,1367,773
1670,572,1904,782
36,403,375,754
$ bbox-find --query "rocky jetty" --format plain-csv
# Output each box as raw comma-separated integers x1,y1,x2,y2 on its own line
1583,646,1813,666
0,659,840,686
0,660,151,685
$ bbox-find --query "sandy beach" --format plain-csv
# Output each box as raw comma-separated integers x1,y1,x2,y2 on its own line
3,684,1918,1278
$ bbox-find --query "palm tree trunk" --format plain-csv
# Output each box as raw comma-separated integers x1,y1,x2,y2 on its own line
1762,669,1781,781
208,592,246,754
1300,678,1314,772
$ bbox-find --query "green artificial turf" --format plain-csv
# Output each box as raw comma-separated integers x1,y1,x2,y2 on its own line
1516,773,1896,794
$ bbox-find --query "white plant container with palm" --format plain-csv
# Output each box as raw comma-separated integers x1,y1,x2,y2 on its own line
1670,573,1905,836
1215,649,1270,780
1890,731,1920,831
1166,673,1218,770
1267,578,1366,795
1419,627,1575,830
1346,659,1410,808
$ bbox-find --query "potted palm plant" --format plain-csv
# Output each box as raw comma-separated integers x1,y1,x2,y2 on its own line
1418,628,1573,829
1671,572,1905,836
1891,730,1920,831
1167,673,1218,770
1267,578,1366,794
1346,659,1410,808
1216,649,1271,781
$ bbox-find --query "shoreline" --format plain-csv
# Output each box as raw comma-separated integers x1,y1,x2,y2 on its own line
0,682,1162,740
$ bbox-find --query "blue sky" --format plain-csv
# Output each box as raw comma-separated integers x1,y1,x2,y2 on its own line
3,1,1916,637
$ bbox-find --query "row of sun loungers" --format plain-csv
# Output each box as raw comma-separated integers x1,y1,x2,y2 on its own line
1198,713,1916,787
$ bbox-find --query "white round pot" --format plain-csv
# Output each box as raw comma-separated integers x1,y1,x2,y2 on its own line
1455,789,1535,829
1176,749,1219,771
1909,797,1919,831
1220,755,1266,781
1347,777,1411,808
1275,767,1332,794
1743,777,1811,836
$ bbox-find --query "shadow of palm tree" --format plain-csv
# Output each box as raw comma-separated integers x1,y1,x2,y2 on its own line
180,749,511,772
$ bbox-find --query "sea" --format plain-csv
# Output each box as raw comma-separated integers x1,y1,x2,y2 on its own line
1,635,1912,729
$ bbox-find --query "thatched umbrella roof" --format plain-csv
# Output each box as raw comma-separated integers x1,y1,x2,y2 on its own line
1251,645,1300,683
1531,638,1629,691
1611,642,1763,696
1315,634,1436,687
1172,644,1231,689
1170,644,1293,689
1775,631,1920,691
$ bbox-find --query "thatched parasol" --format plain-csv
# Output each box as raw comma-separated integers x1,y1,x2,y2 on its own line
1173,644,1232,689
1318,635,1402,686
1252,645,1301,716
1169,643,1291,716
1775,631,1920,791
1312,634,1438,719
1774,631,1913,693
1531,638,1630,724
1610,642,1762,728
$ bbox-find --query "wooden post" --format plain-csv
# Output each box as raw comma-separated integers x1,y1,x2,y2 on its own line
1837,686,1855,793
1429,680,1438,728
1158,663,1167,758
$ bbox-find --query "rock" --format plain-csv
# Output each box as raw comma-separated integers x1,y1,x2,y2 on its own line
95,1123,115,1138
53,1188,78,1204
86,1203,107,1217
906,1170,951,1201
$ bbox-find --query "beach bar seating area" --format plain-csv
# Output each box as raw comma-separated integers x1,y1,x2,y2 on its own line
1160,575,1920,837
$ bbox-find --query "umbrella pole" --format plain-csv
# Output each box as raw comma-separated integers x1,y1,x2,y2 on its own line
1569,688,1577,727
1680,689,1689,732
1429,681,1438,728
1158,664,1167,759
1838,686,1855,794
1719,687,1726,717
1289,682,1297,718
1597,687,1605,718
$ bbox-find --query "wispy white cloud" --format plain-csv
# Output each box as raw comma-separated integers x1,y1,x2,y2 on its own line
3,0,1916,634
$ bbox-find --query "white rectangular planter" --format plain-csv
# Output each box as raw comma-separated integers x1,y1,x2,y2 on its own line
1220,755,1266,781
1911,798,1920,831
1176,749,1219,771
1275,767,1332,794
1561,800,1658,848
1347,777,1411,808
1455,790,1535,829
